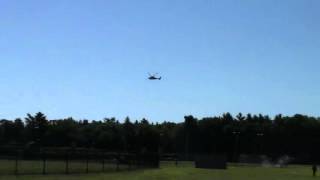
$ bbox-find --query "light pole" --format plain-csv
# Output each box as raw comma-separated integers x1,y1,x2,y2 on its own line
232,131,240,162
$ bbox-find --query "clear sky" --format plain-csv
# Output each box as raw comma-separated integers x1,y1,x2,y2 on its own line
1,0,320,122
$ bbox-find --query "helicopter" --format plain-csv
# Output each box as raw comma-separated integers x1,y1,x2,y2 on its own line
148,73,162,80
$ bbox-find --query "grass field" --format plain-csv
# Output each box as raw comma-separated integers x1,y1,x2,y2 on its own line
0,161,319,180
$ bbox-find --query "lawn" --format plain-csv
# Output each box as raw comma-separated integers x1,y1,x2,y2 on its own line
0,161,319,180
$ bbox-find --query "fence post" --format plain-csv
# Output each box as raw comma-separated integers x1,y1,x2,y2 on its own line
14,150,19,175
65,151,69,174
86,149,89,174
128,155,131,171
116,152,119,171
102,152,105,172
175,154,178,166
42,150,46,175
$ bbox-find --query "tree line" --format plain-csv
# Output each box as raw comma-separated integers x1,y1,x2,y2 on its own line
1,112,320,162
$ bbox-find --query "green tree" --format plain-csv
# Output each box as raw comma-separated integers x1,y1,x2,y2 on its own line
25,112,48,144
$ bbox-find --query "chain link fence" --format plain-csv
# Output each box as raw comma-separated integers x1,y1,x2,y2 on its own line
0,147,159,175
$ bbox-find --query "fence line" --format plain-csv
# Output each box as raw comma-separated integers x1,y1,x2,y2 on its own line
0,147,160,175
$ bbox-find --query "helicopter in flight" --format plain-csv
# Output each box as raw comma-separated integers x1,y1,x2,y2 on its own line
148,73,162,80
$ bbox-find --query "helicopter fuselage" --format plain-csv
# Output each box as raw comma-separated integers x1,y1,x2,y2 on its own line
148,76,161,80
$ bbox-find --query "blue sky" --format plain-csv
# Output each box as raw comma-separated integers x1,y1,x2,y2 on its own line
1,0,320,122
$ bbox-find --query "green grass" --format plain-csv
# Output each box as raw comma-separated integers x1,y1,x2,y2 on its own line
0,161,319,180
